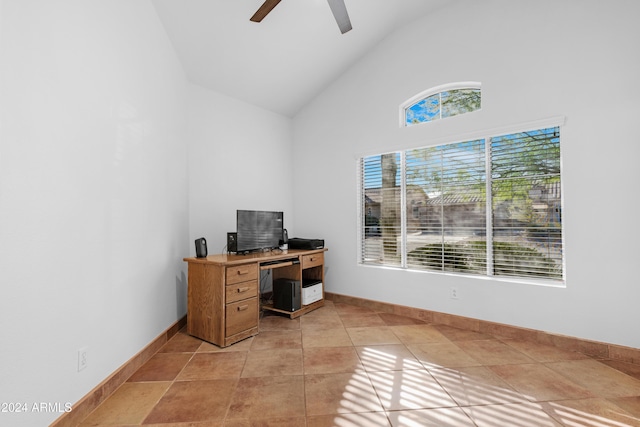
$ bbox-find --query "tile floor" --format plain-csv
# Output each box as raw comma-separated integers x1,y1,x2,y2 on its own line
79,301,640,426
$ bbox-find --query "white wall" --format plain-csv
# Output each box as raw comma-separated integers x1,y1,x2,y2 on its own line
293,0,640,348
187,84,294,254
0,1,188,425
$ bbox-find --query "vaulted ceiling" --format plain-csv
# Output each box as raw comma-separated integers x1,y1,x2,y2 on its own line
152,0,453,117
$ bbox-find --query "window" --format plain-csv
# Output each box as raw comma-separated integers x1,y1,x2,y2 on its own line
490,128,562,280
405,139,487,273
362,153,402,267
402,82,481,127
359,125,564,283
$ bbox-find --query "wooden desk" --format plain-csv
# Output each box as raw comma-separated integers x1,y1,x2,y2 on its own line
183,248,326,347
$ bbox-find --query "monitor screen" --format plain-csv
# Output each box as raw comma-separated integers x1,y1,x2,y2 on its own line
236,210,283,253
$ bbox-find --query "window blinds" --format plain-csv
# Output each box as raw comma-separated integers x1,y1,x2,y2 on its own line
405,140,486,274
490,127,563,280
359,126,563,283
360,153,402,267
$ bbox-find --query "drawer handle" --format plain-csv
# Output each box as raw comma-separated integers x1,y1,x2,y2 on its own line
236,270,249,275
309,257,315,262
237,305,249,312
237,287,250,293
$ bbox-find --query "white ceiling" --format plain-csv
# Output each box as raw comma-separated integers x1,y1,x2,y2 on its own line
152,0,453,117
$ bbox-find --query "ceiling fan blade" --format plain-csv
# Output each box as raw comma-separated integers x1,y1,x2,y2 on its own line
327,0,352,34
250,0,282,23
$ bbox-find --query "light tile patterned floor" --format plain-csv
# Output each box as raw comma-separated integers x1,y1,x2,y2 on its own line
79,300,640,426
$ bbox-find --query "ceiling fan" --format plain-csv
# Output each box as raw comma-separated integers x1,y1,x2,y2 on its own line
250,0,353,34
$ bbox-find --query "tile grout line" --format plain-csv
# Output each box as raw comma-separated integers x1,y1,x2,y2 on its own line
139,348,198,425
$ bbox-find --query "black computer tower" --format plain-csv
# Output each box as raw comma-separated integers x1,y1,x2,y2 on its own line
273,278,301,312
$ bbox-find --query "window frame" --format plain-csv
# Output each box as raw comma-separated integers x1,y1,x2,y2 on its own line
400,81,482,128
358,116,566,286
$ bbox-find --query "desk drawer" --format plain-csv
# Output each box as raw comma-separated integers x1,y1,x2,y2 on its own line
302,253,324,269
226,264,258,285
225,280,258,304
226,297,258,336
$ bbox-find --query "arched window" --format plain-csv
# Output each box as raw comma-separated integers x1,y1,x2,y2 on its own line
401,82,481,127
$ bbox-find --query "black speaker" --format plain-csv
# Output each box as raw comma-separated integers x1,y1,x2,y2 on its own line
273,278,301,312
227,232,237,253
195,238,207,258
280,228,288,245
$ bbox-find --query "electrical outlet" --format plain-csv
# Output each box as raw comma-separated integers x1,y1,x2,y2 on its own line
78,347,88,372
450,287,459,299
